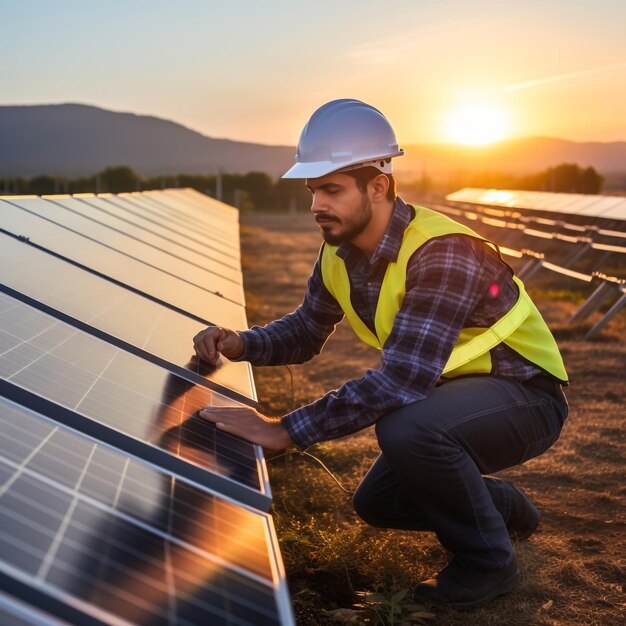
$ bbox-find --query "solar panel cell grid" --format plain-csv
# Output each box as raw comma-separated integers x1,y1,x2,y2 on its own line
0,293,265,497
0,400,286,625
102,193,241,268
0,403,272,580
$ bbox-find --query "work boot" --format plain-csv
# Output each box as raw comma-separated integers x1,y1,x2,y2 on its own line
413,556,520,610
505,482,541,540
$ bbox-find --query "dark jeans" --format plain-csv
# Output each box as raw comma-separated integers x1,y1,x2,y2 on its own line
352,375,568,569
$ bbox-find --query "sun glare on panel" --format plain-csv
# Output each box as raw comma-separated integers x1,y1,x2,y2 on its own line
444,104,509,145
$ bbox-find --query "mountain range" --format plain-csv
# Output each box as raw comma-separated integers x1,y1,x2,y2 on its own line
1,103,625,180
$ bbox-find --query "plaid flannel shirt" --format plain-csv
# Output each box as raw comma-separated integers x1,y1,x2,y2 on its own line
237,198,541,449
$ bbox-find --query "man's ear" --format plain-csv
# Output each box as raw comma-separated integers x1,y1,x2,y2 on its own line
368,173,390,201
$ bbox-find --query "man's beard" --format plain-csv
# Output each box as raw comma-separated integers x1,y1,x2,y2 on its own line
320,195,372,246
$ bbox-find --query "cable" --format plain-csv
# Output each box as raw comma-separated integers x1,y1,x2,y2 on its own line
271,365,354,494
267,449,355,495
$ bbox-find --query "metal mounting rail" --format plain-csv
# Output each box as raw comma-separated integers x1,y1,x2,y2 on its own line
591,241,626,254
438,201,626,242
569,273,626,337
494,244,623,339
427,202,626,338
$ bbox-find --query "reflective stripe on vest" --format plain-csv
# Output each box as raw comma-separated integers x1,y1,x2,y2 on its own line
321,205,568,383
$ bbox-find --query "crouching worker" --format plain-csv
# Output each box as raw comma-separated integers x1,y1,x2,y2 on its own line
195,99,569,610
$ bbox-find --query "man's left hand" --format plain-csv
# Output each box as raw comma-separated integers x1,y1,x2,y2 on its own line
199,406,293,450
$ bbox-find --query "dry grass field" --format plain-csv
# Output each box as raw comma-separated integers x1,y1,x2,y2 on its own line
239,211,625,626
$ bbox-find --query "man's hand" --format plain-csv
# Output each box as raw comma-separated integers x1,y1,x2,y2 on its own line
193,326,244,366
199,406,293,450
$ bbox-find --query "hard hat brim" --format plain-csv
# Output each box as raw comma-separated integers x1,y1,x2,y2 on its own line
281,160,343,179
282,149,404,180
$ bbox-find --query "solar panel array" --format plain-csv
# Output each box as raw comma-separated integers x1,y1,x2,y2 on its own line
0,189,295,625
446,188,626,221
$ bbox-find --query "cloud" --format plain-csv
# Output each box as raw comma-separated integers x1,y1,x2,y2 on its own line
504,60,626,92
346,21,473,65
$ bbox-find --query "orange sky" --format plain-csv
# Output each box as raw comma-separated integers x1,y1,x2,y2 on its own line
2,1,625,146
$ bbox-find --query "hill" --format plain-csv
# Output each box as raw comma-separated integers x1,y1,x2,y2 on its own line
1,103,625,180
398,137,626,181
0,103,295,178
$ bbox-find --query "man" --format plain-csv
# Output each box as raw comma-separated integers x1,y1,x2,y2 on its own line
195,99,569,609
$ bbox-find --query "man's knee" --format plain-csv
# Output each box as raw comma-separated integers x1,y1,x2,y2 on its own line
352,484,386,527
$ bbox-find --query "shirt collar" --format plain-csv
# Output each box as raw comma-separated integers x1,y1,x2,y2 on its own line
336,196,413,266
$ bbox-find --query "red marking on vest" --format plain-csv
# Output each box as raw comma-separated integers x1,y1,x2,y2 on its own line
489,283,500,298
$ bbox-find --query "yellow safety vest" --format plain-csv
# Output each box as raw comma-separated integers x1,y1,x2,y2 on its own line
321,205,568,382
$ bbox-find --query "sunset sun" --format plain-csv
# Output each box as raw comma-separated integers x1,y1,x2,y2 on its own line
444,103,510,145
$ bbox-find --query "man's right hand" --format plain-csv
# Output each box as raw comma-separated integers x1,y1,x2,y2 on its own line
193,326,245,366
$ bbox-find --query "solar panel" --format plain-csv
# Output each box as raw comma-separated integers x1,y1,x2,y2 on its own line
0,397,294,625
446,188,626,221
140,189,241,229
5,196,245,306
598,203,626,220
115,193,239,246
1,188,295,623
95,193,241,258
0,231,256,400
0,291,270,510
0,198,248,327
72,194,241,267
52,194,242,274
0,592,71,626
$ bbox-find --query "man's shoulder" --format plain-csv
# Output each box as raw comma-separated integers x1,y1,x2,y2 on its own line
409,232,483,259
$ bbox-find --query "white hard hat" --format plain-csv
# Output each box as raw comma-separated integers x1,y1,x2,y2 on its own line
282,99,404,179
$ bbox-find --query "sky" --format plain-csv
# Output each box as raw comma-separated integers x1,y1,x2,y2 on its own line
1,0,625,146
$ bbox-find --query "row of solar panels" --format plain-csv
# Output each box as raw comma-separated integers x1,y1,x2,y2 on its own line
446,188,626,221
0,189,295,625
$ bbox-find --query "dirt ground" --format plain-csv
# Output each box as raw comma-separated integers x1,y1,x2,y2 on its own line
239,211,625,626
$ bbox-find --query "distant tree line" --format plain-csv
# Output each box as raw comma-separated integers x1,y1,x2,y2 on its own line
447,163,604,195
0,165,312,213
0,162,605,212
